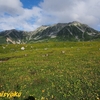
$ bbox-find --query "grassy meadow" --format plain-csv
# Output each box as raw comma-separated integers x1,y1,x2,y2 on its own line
0,41,100,100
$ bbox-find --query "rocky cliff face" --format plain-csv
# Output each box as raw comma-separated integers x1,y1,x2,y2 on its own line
0,21,100,44
57,21,100,41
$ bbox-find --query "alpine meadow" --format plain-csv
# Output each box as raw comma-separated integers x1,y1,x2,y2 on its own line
0,41,100,100
0,21,100,100
1,0,100,99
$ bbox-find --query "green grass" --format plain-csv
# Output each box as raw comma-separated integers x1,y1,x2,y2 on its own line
0,41,100,100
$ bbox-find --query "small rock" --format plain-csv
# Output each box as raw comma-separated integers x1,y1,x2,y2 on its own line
2,46,5,49
44,48,48,50
25,54,27,56
21,47,25,50
61,51,65,53
46,54,48,56
31,46,33,49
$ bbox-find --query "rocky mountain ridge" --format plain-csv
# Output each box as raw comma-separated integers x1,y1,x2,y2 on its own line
0,21,100,44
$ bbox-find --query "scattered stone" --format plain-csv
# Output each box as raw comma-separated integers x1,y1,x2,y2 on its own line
2,46,5,49
25,54,27,56
45,54,48,56
31,46,33,49
42,55,45,57
21,47,25,50
42,54,49,57
44,48,48,50
61,51,65,54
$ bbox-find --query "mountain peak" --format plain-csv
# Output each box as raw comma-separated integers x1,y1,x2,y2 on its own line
0,21,100,44
68,21,82,26
36,25,49,31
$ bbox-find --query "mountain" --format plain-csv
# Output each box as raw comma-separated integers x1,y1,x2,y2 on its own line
0,29,33,44
0,21,100,44
57,21,100,41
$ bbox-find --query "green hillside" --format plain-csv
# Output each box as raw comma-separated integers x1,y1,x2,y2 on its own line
0,36,6,44
0,41,100,100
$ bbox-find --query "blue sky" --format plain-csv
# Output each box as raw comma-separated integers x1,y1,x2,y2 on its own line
20,0,43,9
0,0,100,31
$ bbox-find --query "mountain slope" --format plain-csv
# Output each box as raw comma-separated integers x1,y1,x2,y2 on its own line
57,21,100,41
0,21,100,44
0,29,32,44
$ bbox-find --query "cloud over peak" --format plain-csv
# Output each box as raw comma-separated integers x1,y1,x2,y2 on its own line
0,0,100,31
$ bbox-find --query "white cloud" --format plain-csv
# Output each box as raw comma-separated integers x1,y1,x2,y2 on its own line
39,0,100,30
0,0,42,31
0,0,100,31
0,0,23,15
